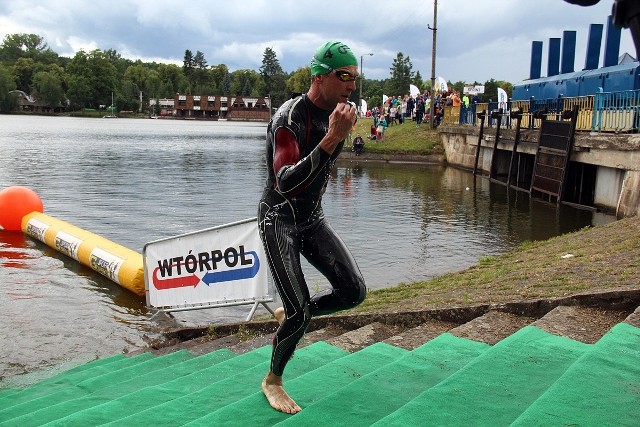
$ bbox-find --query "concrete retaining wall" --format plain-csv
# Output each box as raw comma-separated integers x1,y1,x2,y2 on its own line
439,126,640,218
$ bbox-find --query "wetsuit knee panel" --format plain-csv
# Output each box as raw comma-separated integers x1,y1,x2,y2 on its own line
280,302,312,337
345,276,367,307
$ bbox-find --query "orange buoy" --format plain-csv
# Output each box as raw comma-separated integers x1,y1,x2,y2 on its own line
0,186,44,231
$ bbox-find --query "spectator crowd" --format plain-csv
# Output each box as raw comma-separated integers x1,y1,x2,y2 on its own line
364,89,482,142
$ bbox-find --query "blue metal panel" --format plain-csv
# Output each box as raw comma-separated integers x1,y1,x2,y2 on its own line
601,63,639,92
548,38,561,76
578,69,606,95
530,41,543,80
512,84,532,100
584,24,603,70
603,15,621,67
561,31,576,74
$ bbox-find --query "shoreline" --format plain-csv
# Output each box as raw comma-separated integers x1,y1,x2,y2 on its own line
337,149,446,165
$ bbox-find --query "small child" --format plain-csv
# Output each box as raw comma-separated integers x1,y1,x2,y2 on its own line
376,117,387,142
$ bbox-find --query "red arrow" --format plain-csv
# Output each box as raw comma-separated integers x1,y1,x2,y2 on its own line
152,267,200,290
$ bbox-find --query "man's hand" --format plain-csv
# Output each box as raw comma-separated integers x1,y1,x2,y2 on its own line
320,102,356,154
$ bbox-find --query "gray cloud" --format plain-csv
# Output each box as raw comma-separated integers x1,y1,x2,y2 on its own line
0,0,635,84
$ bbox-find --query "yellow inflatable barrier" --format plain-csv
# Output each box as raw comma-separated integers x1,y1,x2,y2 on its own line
21,212,145,297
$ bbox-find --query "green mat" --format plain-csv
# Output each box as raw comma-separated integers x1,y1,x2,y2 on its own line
0,352,156,419
511,322,640,426
0,323,639,426
276,333,489,427
27,346,275,427
184,342,408,426
0,349,235,426
0,354,128,392
371,326,590,426
104,342,348,427
0,353,128,407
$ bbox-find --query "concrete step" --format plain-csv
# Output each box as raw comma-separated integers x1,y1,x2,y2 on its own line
624,305,640,328
134,291,640,357
383,319,459,350
449,310,536,345
532,305,630,343
326,322,405,352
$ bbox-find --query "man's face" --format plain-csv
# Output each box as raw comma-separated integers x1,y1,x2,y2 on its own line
317,65,358,109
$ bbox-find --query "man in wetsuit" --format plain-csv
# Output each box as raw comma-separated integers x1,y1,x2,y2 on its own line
258,40,367,414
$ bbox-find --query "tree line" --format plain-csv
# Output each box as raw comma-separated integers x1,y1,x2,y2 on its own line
0,33,513,114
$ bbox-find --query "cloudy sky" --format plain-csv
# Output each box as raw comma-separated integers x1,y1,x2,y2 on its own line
0,0,635,85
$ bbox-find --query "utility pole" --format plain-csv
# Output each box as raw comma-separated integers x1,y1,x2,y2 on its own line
428,0,438,128
359,53,373,116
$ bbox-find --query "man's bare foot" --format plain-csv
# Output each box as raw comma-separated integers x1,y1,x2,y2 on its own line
262,372,301,414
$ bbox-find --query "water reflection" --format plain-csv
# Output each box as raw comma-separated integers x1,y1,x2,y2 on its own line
0,231,32,268
325,161,611,287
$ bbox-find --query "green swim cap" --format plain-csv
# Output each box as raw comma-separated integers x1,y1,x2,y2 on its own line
310,41,358,76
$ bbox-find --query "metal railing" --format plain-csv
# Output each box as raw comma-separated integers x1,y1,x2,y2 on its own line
451,89,640,133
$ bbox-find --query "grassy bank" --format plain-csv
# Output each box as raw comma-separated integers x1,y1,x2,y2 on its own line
353,215,640,314
352,117,443,155
346,120,639,314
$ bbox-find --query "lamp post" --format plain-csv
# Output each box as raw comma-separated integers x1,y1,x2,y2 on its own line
359,53,373,116
428,0,438,129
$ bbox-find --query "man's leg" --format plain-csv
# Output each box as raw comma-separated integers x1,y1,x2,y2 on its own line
258,204,311,413
302,219,366,315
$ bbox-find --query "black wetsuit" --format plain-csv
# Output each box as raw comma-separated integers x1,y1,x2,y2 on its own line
258,94,366,376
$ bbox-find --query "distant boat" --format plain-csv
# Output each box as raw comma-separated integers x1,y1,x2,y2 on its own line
103,92,117,118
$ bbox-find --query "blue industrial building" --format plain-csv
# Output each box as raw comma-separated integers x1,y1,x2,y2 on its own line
513,15,639,100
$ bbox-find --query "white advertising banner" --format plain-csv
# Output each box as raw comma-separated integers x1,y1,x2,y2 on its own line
464,85,485,95
143,217,271,312
436,76,448,93
497,87,509,110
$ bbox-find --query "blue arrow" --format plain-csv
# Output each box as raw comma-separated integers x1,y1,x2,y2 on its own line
202,251,260,285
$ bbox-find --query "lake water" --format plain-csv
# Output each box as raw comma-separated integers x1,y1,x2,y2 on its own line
0,115,614,385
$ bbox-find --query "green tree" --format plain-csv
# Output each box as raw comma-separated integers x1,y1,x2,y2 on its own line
32,70,65,108
0,64,18,112
104,48,131,78
231,69,261,96
413,70,423,89
388,52,414,97
221,73,232,95
209,64,229,92
286,67,311,96
482,79,512,103
182,49,194,92
0,33,57,64
260,47,287,108
157,63,183,97
66,49,117,109
123,62,149,92
193,50,208,89
11,57,36,92
66,75,92,110
145,70,162,99
364,80,384,110
241,79,251,96
119,79,139,111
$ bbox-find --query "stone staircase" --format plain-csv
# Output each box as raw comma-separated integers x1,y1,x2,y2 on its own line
154,288,640,355
0,289,638,425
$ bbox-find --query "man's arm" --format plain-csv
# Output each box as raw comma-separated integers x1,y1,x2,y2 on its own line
272,127,330,196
